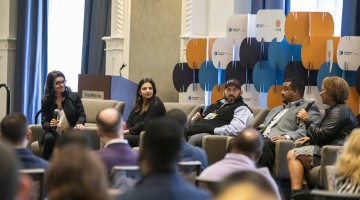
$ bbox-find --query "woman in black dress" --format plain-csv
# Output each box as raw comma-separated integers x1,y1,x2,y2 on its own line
124,78,166,147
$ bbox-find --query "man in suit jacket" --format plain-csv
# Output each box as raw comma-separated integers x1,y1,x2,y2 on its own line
0,113,49,170
118,119,210,200
257,78,320,172
96,108,139,172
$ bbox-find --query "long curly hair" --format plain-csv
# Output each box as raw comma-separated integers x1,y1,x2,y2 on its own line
336,128,360,184
132,78,157,113
322,76,349,103
43,70,69,104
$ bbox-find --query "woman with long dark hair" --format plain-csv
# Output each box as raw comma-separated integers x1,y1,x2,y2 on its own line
124,78,166,147
41,70,86,160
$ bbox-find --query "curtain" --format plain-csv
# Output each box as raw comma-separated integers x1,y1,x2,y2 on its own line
341,0,360,36
14,0,48,124
81,0,111,75
251,0,290,15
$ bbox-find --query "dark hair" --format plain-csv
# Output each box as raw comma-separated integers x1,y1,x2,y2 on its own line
164,109,187,136
95,108,122,136
284,78,305,98
0,113,28,144
0,142,20,200
215,170,276,196
133,78,157,112
141,118,182,172
43,70,69,104
55,132,91,150
230,128,263,156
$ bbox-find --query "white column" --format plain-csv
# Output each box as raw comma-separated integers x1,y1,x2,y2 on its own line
0,0,17,118
103,0,131,78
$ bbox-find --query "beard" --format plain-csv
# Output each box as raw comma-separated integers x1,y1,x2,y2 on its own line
224,94,241,103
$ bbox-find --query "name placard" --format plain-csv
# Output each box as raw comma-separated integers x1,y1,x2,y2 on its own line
82,90,104,99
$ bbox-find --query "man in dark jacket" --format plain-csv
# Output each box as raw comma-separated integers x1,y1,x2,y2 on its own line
187,79,254,147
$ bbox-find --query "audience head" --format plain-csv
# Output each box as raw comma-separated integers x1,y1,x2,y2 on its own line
46,145,109,200
321,76,349,105
164,108,188,137
224,79,243,103
96,108,124,139
52,132,91,159
336,128,360,184
214,170,277,200
140,118,182,173
0,113,30,147
44,70,69,103
229,128,263,162
0,142,20,200
282,78,305,104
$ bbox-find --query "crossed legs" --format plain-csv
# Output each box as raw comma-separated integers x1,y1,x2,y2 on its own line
287,149,314,190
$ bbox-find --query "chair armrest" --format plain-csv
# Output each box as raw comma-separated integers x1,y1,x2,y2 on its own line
319,145,343,188
274,140,294,179
202,135,232,165
323,165,336,191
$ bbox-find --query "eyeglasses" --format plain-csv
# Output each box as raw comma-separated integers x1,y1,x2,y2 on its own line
54,80,67,87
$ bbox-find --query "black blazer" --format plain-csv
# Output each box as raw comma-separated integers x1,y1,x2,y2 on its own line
41,92,86,132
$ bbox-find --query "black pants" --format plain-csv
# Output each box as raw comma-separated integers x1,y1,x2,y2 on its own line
42,131,58,160
124,134,140,147
257,138,275,172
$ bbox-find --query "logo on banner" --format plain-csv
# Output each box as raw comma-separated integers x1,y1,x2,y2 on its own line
274,20,281,31
228,28,233,32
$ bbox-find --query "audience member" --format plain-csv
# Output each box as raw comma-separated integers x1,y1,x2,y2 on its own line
124,78,166,147
335,128,360,194
214,171,278,200
257,78,320,172
0,142,31,200
1,113,48,169
188,79,254,147
198,128,280,199
287,76,358,199
119,118,210,200
96,108,139,172
41,70,86,160
165,108,208,170
51,130,91,158
46,145,109,200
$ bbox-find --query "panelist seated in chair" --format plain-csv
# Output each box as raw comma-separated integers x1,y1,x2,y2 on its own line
287,77,358,200
40,70,86,160
124,78,166,147
256,78,320,172
1,113,48,170
187,79,254,148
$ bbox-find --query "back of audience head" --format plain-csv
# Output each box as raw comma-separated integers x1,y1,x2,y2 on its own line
96,108,124,137
0,142,32,200
0,113,30,146
52,132,91,158
46,144,109,200
164,108,188,136
214,170,277,200
229,128,263,162
140,118,182,173
336,128,360,184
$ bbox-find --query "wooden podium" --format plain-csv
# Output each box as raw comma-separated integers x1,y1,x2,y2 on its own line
78,74,137,120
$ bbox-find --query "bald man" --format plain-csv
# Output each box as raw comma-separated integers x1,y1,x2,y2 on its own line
198,128,281,200
96,108,139,172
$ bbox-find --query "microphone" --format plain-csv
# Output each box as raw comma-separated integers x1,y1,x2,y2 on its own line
304,99,315,112
53,109,60,120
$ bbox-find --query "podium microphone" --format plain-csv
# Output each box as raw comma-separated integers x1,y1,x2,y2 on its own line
304,99,315,112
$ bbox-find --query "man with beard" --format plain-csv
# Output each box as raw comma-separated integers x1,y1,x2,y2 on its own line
256,78,320,172
187,79,254,147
